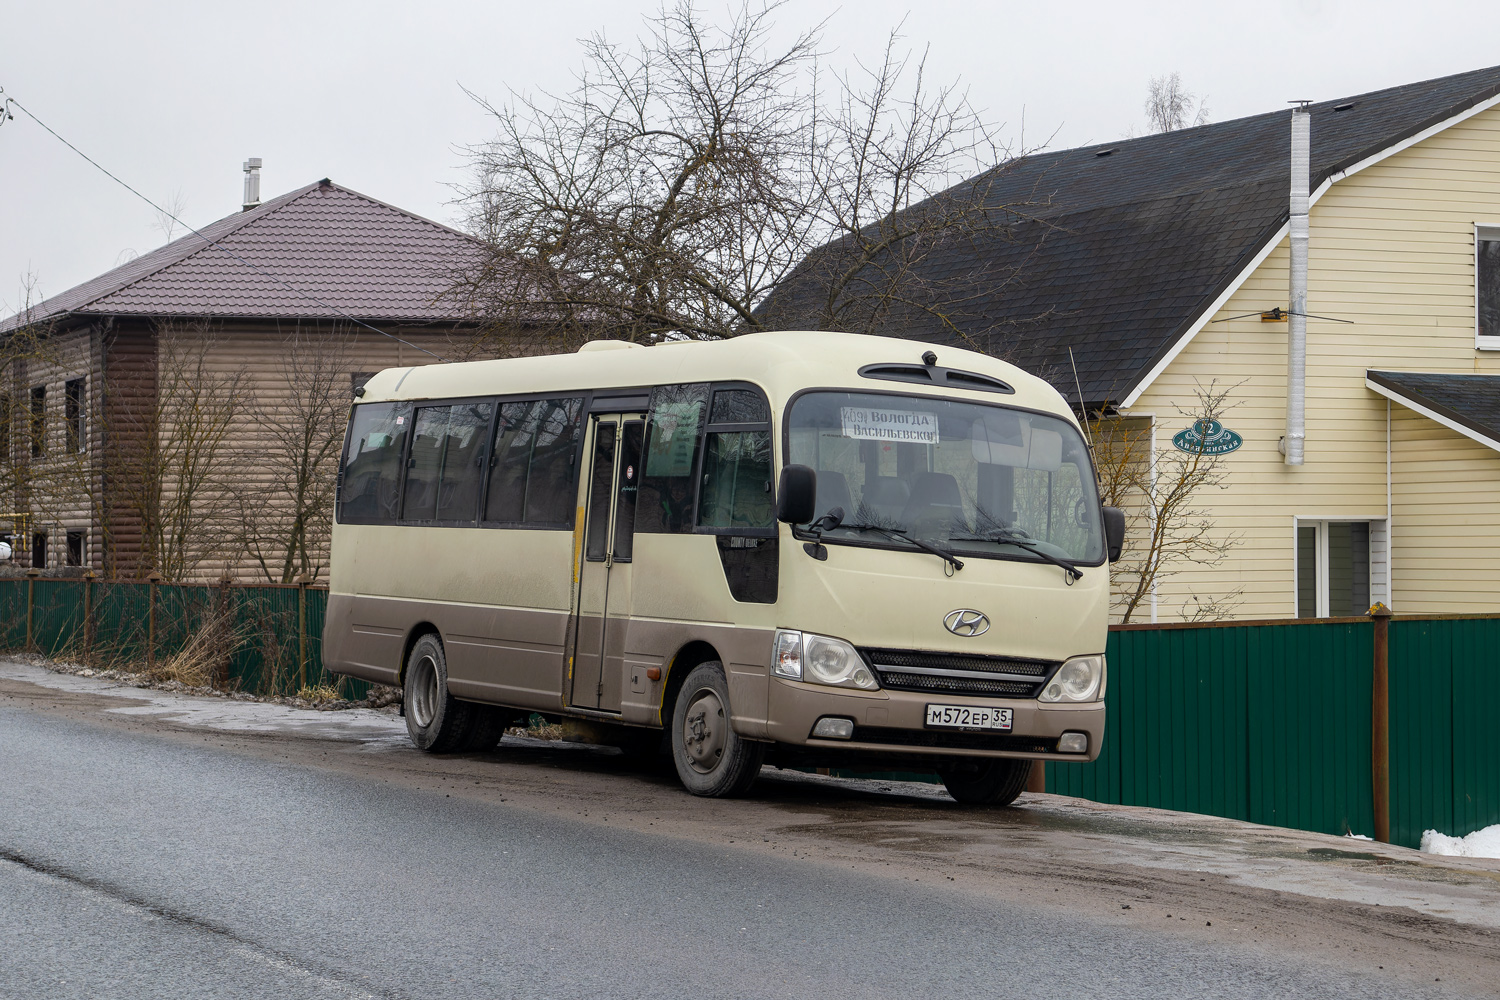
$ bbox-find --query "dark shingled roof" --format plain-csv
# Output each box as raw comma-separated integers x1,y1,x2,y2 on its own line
761,64,1500,407
1367,371,1500,447
1,180,483,333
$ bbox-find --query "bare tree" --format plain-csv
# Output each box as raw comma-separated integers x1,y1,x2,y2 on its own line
1093,382,1239,623
108,324,245,581
455,2,1034,348
236,329,351,582
1144,72,1210,134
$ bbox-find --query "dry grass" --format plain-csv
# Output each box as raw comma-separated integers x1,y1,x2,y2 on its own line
295,684,342,703
506,713,564,741
144,598,252,688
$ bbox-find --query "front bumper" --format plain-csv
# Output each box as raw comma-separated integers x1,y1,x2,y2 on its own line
764,676,1104,762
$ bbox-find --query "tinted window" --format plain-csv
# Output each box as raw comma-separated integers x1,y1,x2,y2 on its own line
408,401,492,522
614,421,644,560
485,397,584,526
339,402,411,523
403,406,451,521
698,430,773,529
710,388,770,424
585,422,616,561
637,383,709,533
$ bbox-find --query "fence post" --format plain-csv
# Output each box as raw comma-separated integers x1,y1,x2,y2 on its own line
1369,602,1393,843
82,570,96,661
295,574,311,692
25,568,39,652
146,572,162,671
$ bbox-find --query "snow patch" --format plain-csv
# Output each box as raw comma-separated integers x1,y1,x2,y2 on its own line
1421,824,1500,859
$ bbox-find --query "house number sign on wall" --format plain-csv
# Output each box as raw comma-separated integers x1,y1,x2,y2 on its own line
1172,418,1243,455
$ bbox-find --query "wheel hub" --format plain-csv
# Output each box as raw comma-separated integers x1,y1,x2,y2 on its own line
681,689,726,774
409,655,439,729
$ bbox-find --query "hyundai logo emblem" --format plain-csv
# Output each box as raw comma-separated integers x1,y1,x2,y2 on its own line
944,609,990,637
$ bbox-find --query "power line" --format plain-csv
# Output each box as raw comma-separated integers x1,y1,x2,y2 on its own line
0,87,449,361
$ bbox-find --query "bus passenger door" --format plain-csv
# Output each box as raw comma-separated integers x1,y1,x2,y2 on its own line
570,414,644,712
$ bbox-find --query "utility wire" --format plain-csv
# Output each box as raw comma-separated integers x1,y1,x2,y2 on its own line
0,87,449,361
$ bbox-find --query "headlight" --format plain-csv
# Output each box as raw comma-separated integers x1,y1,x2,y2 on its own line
771,630,878,690
1038,654,1104,703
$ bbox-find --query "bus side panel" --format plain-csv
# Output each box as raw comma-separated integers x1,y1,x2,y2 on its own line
618,619,777,735
623,534,780,735
445,605,570,711
323,592,401,685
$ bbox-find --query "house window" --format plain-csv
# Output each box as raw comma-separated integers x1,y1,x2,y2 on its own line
1296,520,1372,618
1478,224,1500,347
31,531,47,570
66,530,84,567
29,386,45,458
65,378,85,453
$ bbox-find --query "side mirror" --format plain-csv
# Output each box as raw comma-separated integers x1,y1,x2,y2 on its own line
776,464,818,524
1102,505,1125,562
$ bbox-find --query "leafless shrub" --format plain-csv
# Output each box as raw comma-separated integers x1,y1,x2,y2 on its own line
1092,381,1240,622
236,329,351,582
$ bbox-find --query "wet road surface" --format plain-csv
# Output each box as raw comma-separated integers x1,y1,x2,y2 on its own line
2,665,1497,998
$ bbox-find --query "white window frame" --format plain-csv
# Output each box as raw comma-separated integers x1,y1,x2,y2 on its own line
1293,516,1387,618
1475,222,1500,350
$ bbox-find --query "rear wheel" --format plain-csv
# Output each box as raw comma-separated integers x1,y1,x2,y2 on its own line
403,634,477,753
670,661,764,797
938,758,1033,806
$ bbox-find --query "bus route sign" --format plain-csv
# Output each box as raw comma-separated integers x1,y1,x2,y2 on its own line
1171,418,1243,455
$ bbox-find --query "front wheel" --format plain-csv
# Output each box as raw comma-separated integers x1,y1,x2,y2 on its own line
670,661,764,797
938,758,1033,806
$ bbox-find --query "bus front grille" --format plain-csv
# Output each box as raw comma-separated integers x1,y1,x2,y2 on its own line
877,671,1035,697
859,647,1059,698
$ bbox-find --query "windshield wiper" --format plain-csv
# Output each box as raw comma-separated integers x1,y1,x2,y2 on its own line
951,529,1083,582
839,522,965,573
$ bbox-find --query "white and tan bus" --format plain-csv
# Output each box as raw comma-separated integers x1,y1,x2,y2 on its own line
326,331,1123,803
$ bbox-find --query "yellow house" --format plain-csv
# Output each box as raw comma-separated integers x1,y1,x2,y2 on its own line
764,64,1500,621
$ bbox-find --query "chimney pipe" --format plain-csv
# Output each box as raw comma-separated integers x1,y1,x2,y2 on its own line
242,157,262,212
1284,108,1310,466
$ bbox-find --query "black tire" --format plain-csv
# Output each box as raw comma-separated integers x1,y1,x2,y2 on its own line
938,758,1033,806
670,661,765,797
615,727,669,771
463,705,506,753
403,633,476,753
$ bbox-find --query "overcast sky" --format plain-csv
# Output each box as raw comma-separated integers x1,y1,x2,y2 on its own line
4,0,1499,317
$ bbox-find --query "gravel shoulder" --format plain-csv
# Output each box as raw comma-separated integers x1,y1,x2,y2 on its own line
2,658,1496,995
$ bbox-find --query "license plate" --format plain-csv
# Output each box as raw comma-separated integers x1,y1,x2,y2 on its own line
925,704,1013,730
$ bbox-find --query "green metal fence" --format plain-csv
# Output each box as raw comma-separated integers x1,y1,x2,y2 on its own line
0,577,366,701
1051,614,1500,849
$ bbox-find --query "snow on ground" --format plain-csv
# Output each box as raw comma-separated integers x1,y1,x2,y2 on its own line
0,659,409,746
1422,824,1500,859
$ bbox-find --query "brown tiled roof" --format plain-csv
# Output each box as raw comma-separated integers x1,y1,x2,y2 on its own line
2,180,483,333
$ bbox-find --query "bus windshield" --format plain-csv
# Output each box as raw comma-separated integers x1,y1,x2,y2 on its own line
786,391,1105,565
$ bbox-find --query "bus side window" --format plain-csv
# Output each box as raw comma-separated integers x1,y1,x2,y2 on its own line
339,402,411,524
486,397,585,526
637,383,709,533
698,430,772,529
403,406,451,521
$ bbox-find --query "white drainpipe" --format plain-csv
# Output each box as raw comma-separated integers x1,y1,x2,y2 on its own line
1284,108,1310,466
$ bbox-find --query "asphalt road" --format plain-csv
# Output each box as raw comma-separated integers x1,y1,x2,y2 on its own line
1,684,1495,998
